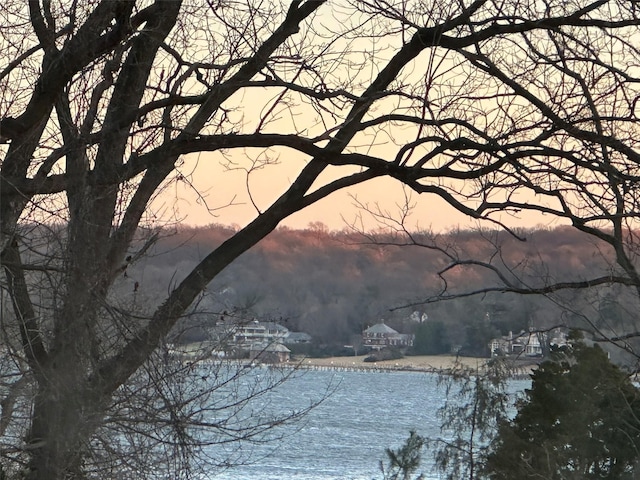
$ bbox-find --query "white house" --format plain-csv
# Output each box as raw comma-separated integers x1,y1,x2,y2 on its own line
489,330,545,357
233,320,289,348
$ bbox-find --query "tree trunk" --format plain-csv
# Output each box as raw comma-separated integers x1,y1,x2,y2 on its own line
25,367,99,480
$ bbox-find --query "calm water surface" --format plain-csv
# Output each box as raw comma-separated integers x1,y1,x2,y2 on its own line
209,367,527,480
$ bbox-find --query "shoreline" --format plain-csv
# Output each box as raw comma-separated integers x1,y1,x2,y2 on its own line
289,354,537,376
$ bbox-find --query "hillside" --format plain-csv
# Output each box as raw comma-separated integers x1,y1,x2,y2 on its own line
119,224,636,357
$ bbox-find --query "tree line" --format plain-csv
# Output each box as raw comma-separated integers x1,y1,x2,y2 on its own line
123,223,637,362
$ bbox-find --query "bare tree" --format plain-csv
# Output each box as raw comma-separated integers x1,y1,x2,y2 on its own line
1,0,639,478
347,0,640,360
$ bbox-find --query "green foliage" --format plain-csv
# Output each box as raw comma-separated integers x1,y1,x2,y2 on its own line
462,320,500,358
431,359,511,480
484,339,640,479
411,321,451,355
380,431,426,480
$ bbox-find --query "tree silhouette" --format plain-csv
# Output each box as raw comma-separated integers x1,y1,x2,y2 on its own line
1,1,639,478
485,336,640,479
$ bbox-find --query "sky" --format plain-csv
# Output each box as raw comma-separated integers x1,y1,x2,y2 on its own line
166,152,559,233
147,5,570,235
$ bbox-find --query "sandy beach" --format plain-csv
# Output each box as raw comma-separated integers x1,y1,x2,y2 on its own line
295,354,493,372
289,354,539,377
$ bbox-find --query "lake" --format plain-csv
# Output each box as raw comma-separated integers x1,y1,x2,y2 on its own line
206,366,528,480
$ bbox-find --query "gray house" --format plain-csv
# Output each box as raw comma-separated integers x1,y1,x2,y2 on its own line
250,343,291,363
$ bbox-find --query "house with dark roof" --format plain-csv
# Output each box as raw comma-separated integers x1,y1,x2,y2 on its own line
362,322,414,349
250,342,291,363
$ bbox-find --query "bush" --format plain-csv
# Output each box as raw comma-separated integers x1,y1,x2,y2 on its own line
364,348,404,362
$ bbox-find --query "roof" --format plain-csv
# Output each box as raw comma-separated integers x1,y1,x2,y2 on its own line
286,332,312,342
364,323,399,335
260,322,289,332
250,343,291,353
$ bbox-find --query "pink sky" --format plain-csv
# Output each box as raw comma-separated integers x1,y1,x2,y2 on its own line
164,152,559,233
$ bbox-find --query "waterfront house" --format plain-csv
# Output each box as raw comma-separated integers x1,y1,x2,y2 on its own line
232,320,289,348
210,319,311,357
489,330,547,357
250,342,291,363
362,322,414,350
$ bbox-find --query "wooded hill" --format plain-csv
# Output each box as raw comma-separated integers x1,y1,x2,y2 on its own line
119,224,638,358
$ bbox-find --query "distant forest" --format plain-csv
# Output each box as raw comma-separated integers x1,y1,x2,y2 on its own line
117,224,638,360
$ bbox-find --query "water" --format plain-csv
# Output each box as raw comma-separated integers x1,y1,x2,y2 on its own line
207,367,528,480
